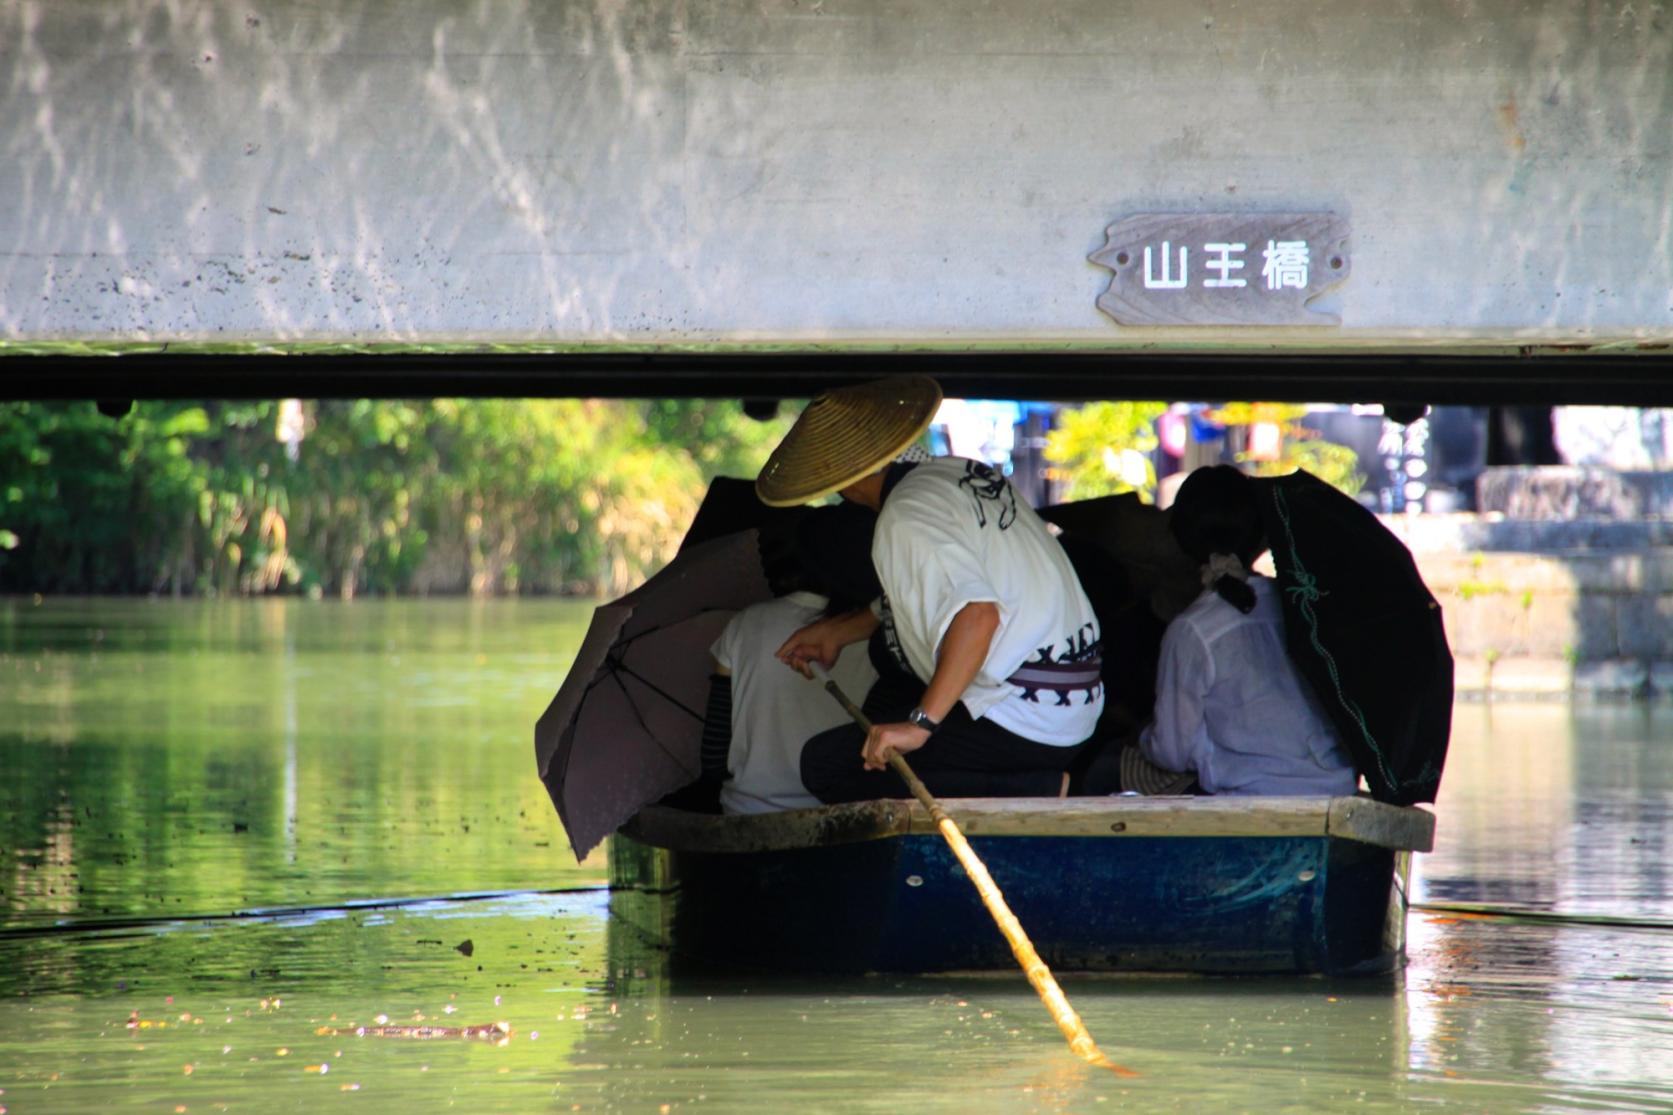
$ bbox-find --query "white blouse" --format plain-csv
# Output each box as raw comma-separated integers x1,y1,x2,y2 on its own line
1139,575,1358,796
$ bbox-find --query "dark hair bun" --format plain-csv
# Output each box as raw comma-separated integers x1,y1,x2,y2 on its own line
794,503,882,613
1170,466,1264,614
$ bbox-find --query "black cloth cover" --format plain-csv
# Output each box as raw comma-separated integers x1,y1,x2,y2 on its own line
1055,533,1166,734
1253,469,1454,805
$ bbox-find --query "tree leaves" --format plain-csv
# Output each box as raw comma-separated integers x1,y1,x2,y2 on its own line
0,399,785,598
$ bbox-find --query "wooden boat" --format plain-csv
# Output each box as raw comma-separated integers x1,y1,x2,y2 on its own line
610,795,1434,976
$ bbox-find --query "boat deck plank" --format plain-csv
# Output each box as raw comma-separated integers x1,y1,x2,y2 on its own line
623,795,1433,854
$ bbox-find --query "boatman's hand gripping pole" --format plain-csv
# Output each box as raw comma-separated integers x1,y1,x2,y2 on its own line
809,665,1135,1077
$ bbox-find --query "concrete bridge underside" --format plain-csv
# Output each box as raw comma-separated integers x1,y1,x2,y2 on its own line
1,0,1669,375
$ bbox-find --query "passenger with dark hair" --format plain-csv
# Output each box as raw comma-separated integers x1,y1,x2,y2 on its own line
700,503,882,813
1121,465,1357,797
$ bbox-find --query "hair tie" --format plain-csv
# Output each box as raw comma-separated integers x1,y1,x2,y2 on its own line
1201,552,1248,588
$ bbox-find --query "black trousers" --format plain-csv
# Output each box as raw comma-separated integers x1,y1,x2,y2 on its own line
799,662,1085,803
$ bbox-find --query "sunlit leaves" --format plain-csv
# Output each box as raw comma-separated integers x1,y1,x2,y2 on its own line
1206,403,1365,495
1043,401,1168,501
1041,401,1365,504
157,407,211,438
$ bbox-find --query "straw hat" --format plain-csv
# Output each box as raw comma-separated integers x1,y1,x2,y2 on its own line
755,375,943,507
1118,745,1198,796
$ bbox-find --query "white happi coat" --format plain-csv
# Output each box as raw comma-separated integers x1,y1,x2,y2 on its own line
871,457,1103,746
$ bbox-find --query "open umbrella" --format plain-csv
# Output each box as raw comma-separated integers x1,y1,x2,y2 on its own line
675,475,775,554
535,477,793,861
534,527,769,861
1253,468,1454,805
1038,491,1200,622
1041,475,1453,803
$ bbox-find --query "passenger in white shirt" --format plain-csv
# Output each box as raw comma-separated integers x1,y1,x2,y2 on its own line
1135,466,1358,796
702,504,882,813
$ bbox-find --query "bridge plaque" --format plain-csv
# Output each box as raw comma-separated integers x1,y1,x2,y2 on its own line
1089,212,1351,327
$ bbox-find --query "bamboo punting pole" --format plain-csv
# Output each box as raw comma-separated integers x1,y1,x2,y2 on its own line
811,666,1135,1077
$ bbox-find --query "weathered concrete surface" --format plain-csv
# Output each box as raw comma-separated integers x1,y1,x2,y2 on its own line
2,0,1671,346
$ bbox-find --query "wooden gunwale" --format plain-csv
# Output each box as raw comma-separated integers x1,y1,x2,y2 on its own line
620,795,1434,856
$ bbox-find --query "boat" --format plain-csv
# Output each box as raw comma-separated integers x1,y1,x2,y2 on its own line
609,794,1434,976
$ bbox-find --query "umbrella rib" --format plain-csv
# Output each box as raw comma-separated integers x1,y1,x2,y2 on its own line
608,659,706,723
579,606,737,713
599,664,702,772
570,603,743,781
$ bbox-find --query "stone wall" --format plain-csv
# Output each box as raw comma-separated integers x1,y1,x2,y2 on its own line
1386,510,1673,701
1478,468,1673,521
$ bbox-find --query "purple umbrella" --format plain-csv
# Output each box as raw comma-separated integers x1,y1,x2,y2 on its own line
534,528,770,861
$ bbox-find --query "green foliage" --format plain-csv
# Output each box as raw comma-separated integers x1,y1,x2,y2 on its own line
0,399,788,598
639,399,798,482
1042,401,1169,501
1208,403,1365,496
1040,400,1364,506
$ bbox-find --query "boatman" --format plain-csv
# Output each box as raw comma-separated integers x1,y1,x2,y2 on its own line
757,375,1105,801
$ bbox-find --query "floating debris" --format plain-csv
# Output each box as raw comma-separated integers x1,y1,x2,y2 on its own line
315,1021,512,1045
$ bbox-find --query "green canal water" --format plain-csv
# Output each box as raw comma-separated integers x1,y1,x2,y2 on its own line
1,597,1669,1113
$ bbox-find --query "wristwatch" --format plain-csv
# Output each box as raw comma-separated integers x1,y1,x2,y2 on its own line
906,707,941,733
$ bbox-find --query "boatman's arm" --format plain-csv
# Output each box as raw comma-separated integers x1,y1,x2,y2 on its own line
776,606,881,676
861,600,999,770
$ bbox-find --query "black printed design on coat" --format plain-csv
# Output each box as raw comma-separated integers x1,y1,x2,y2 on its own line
1010,622,1103,706
878,596,913,674
957,460,1017,531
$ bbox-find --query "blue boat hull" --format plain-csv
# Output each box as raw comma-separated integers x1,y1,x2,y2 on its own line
610,814,1414,976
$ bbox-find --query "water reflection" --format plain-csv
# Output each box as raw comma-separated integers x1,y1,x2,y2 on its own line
0,596,602,927
3,888,1666,1114
1405,701,1673,1111
1405,915,1673,1111
1415,702,1673,921
587,917,1425,1113
0,891,610,1112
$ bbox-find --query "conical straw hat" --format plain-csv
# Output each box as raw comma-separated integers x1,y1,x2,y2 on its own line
1118,745,1198,796
756,375,943,507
